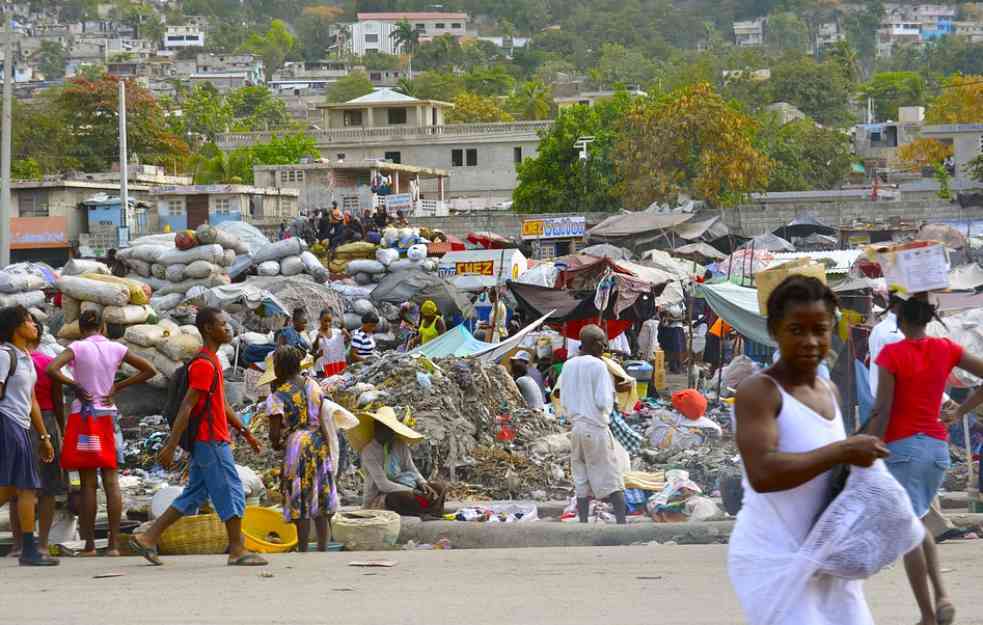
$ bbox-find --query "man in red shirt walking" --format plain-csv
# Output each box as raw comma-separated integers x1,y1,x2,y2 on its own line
129,307,267,566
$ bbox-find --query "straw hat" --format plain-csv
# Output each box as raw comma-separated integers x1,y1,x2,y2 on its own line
346,406,424,452
257,352,315,386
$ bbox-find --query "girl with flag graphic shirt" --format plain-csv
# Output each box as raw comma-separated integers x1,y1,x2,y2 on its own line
46,309,155,557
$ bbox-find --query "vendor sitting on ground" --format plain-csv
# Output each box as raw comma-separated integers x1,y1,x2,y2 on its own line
510,350,545,411
354,407,447,518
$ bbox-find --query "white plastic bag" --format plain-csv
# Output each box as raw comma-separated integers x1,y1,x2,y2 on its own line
257,261,280,276
103,304,151,325
375,248,399,267
61,259,109,277
124,324,167,348
157,243,224,267
346,259,386,275
254,237,306,264
407,243,427,261
279,255,305,276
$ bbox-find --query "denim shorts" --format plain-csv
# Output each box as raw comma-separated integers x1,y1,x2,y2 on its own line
886,433,949,519
170,442,245,522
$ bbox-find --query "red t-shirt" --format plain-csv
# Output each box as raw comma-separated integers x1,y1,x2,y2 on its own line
31,352,55,412
188,350,230,443
876,337,962,443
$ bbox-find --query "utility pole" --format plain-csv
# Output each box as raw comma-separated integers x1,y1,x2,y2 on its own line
118,79,128,233
0,15,13,268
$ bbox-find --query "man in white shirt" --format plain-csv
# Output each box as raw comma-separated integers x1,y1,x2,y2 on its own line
556,324,626,524
868,296,903,396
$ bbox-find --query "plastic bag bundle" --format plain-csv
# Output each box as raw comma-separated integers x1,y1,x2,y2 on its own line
165,263,187,283
388,258,426,273
300,251,329,283
61,259,110,277
406,244,427,262
254,237,306,264
257,261,280,276
0,290,45,309
57,276,129,307
730,460,924,625
103,304,152,325
376,248,399,267
346,259,386,275
185,260,220,279
353,299,376,316
279,255,305,276
158,243,224,267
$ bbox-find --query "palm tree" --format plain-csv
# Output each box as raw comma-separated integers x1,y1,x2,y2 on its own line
389,19,420,75
395,77,418,98
508,80,553,121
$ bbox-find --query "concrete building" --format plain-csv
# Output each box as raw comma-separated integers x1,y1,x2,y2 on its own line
317,88,451,129
253,160,450,217
734,19,766,47
150,185,300,231
554,88,647,110
163,26,204,50
921,124,983,184
853,119,922,168
196,53,263,83
815,21,845,50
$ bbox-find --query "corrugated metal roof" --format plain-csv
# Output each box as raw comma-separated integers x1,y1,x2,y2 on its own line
767,249,863,275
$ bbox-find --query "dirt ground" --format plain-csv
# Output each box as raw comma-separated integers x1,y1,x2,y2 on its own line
4,543,983,625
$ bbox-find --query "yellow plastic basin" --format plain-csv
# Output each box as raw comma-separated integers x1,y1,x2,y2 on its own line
242,506,298,553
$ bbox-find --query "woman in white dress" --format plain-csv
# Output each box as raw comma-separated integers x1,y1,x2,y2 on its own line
729,276,889,625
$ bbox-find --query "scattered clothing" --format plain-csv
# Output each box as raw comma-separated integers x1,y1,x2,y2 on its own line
609,411,643,457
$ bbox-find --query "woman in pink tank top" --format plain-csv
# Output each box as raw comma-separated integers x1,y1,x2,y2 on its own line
46,310,155,556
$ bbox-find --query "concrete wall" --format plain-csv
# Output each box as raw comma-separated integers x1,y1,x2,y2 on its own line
953,132,983,182
413,211,611,240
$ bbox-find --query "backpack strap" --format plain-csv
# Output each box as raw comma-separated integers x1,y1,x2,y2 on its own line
0,346,18,402
186,353,220,440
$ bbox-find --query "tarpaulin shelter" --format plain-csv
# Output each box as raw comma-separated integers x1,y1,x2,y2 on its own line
580,243,633,261
371,270,473,318
742,232,795,252
698,282,775,347
672,242,726,264
587,211,732,255
507,281,634,340
466,231,511,249
409,311,552,362
772,215,836,241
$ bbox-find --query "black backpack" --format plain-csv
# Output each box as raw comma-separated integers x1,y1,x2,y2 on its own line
164,354,219,453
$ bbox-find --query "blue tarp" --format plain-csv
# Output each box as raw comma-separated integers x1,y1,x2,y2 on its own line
699,282,776,348
412,325,493,359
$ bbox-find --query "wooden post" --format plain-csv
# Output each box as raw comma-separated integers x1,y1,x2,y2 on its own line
686,279,695,388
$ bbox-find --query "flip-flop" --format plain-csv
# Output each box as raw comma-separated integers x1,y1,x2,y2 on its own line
228,553,268,566
128,535,162,566
936,599,955,625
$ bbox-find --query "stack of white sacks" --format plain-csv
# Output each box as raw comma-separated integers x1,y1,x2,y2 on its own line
0,265,49,310
253,237,329,283
346,243,436,286
116,224,247,312
119,319,212,389
57,261,157,339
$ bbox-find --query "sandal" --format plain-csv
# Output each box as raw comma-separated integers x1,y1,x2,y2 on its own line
19,553,59,567
936,599,955,625
128,534,162,566
228,552,268,566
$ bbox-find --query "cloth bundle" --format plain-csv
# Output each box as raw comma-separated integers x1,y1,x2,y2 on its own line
57,273,157,340
0,262,59,310
251,238,328,283
119,319,205,388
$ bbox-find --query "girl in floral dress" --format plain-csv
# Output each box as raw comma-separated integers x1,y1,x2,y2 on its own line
266,346,338,552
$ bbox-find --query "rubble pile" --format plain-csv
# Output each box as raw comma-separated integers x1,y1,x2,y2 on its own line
116,225,246,313
331,354,567,499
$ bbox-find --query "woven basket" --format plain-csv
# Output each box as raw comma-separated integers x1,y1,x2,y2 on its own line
158,513,229,555
331,510,401,551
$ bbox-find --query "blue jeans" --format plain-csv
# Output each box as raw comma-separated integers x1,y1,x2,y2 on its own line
886,433,949,519
170,442,245,522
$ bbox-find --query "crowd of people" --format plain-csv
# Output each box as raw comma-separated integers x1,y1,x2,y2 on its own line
278,201,410,248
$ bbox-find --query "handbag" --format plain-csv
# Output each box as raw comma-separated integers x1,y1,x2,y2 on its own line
61,403,118,470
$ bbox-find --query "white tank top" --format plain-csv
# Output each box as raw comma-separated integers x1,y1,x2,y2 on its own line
739,375,847,544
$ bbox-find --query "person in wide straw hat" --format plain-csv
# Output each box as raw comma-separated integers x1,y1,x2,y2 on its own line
350,406,446,518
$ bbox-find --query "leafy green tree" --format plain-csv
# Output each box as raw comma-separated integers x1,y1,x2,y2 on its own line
414,34,462,71
755,116,852,191
966,154,983,185
240,19,297,81
180,84,233,141
766,12,810,53
445,93,514,124
12,158,43,180
614,82,772,208
463,66,516,97
860,72,926,121
843,0,883,68
193,143,255,184
400,71,465,100
460,40,502,71
296,5,344,62
362,52,401,71
825,40,862,84
593,43,659,89
251,133,320,165
507,80,553,120
926,75,983,124
36,41,66,80
768,57,854,126
389,19,421,72
325,71,375,103
226,85,292,131
513,93,629,213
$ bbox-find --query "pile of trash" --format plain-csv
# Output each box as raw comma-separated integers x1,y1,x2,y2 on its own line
116,225,247,312
328,354,567,499
253,237,329,283
118,319,207,388
0,262,56,310
57,266,157,339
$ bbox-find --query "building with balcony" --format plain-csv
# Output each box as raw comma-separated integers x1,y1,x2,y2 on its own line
253,160,450,217
317,88,451,129
358,12,470,41
554,88,647,110
163,26,204,50
734,19,766,47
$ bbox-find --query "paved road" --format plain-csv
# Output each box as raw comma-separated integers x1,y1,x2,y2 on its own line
3,543,983,625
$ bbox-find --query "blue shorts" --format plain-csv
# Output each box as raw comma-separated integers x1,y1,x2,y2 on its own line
886,433,949,519
170,442,245,522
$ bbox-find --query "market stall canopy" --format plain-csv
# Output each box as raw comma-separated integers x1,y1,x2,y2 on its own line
466,231,511,250
371,270,473,318
587,211,731,254
554,255,673,294
699,282,775,347
636,250,701,281
671,242,726,264
917,223,967,250
795,233,839,250
772,215,836,240
580,243,633,261
742,232,795,252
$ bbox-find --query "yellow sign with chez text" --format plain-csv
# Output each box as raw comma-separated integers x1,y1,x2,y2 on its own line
455,260,495,276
